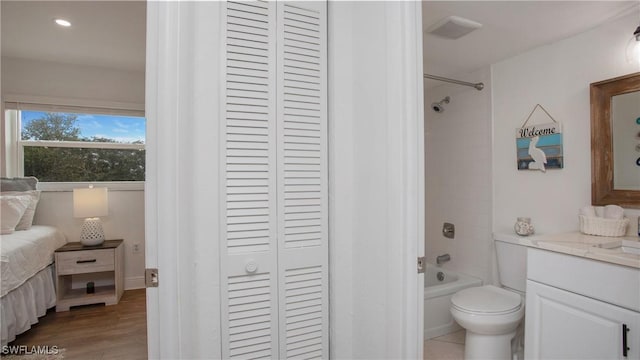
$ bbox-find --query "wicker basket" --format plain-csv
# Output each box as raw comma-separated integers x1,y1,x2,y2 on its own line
578,215,629,237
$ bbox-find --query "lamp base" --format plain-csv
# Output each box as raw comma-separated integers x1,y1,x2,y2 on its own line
80,218,105,246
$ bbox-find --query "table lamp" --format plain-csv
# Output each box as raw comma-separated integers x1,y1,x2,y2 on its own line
73,186,108,246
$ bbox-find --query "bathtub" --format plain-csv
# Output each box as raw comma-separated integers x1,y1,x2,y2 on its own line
424,263,482,340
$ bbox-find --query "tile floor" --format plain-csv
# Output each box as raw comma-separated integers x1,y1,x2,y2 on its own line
423,329,465,360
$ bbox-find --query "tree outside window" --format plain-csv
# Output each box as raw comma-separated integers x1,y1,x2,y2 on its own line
17,111,145,182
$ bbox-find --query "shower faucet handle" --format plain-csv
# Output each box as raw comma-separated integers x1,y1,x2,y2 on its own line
442,222,455,239
436,254,451,265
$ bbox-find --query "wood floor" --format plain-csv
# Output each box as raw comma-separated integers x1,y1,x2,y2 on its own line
10,289,147,360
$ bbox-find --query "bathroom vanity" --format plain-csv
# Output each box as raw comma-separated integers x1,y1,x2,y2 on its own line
523,233,640,359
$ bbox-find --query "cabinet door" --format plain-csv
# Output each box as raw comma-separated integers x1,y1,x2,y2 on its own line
525,280,640,360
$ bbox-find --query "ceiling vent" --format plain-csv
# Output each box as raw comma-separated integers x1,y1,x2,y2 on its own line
426,16,482,40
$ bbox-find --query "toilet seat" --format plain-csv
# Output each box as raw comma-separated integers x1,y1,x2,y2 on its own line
451,285,522,315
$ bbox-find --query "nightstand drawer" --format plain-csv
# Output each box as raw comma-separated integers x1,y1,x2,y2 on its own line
56,249,114,275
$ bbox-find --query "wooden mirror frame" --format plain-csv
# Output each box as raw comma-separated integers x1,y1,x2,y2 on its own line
590,72,640,209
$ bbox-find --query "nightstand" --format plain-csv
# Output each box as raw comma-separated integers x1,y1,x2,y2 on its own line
55,239,124,312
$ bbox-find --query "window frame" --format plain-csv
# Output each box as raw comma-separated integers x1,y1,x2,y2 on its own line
3,95,146,191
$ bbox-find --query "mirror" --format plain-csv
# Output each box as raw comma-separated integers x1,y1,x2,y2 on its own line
612,91,640,190
590,72,640,208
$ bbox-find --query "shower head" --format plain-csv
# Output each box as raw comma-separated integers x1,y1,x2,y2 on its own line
431,96,450,113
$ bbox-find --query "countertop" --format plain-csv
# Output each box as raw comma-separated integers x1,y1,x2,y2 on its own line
494,232,640,269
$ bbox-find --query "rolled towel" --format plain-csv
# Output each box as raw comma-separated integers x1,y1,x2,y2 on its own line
594,206,605,218
579,206,597,217
603,205,624,220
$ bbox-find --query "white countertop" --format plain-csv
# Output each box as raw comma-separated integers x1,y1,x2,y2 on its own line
494,232,640,269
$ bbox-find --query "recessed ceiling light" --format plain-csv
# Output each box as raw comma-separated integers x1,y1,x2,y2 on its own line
54,19,72,27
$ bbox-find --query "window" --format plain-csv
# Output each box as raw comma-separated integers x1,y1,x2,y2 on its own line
4,104,145,183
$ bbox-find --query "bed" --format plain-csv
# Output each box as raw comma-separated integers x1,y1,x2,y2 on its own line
1,178,67,345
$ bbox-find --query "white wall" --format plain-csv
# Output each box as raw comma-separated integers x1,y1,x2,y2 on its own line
329,2,424,358
1,57,144,105
1,57,146,288
492,11,640,236
143,2,226,357
424,67,494,284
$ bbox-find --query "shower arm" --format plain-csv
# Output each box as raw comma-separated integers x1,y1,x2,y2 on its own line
423,73,484,91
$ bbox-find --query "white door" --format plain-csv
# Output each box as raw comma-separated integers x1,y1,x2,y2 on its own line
220,1,279,358
220,1,328,358
276,2,328,359
526,280,640,360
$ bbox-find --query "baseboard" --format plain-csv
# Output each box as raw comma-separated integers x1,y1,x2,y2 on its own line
424,321,462,340
125,276,145,290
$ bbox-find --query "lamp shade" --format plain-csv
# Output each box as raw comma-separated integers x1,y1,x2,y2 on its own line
73,187,108,218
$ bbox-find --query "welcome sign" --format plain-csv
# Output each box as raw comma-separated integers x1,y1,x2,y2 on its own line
516,122,563,172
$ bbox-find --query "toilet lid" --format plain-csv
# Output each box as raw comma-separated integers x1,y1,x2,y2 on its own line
451,285,522,314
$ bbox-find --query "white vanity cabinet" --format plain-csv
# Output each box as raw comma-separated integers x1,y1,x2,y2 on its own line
526,280,640,359
525,248,640,360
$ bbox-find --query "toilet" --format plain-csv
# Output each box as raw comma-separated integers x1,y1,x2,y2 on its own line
450,237,527,360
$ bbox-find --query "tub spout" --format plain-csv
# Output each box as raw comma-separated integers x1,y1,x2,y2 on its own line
436,254,451,265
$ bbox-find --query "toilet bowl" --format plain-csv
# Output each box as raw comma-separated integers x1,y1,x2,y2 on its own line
450,236,528,359
451,285,524,359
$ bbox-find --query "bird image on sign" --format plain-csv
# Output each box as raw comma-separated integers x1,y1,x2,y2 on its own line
527,136,547,172
516,122,563,171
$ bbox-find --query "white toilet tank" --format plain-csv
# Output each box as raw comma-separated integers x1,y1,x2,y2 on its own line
495,238,528,293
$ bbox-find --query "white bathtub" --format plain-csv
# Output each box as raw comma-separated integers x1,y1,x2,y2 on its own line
424,263,482,340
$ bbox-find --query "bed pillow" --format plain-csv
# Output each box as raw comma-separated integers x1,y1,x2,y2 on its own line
1,190,41,231
0,177,38,192
1,195,32,234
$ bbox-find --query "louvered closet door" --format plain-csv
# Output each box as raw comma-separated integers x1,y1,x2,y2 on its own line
221,1,279,359
221,1,328,359
276,2,328,359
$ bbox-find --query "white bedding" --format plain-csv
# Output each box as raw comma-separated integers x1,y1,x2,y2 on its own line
1,225,66,297
1,265,56,345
